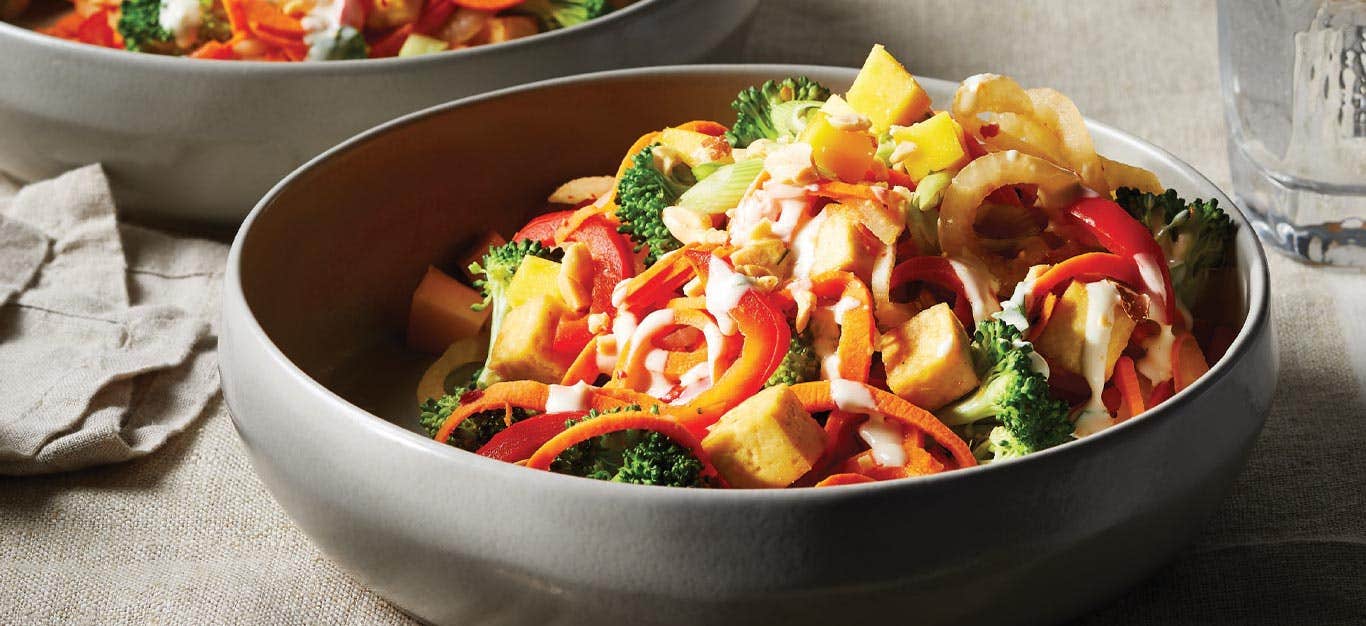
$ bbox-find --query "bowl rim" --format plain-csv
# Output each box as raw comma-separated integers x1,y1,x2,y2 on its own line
0,0,668,73
224,63,1272,502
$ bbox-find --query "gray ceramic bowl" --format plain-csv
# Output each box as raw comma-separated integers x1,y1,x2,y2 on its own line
220,66,1277,625
0,0,757,225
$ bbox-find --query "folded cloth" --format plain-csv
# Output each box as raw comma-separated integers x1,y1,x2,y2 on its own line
0,166,224,475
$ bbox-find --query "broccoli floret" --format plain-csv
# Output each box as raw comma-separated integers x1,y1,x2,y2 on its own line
117,0,230,54
615,144,691,264
551,406,710,487
468,239,562,387
764,325,819,388
307,25,369,60
725,76,832,147
117,0,176,54
1114,187,1235,308
939,320,1072,460
418,393,532,452
516,0,609,30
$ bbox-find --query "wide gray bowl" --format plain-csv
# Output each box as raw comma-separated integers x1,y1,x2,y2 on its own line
220,66,1277,625
0,0,757,225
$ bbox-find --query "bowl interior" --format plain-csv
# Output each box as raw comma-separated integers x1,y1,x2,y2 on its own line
236,66,1260,438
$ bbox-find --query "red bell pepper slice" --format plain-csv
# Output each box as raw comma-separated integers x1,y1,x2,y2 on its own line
1027,252,1143,317
414,0,456,35
676,289,790,432
1066,197,1177,324
476,410,585,462
513,209,575,246
370,23,415,57
552,315,593,357
565,215,637,313
889,256,975,330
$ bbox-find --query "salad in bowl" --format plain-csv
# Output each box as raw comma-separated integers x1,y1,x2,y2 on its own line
406,45,1238,490
9,0,629,60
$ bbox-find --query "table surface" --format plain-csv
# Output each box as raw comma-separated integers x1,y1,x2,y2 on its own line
5,0,1366,624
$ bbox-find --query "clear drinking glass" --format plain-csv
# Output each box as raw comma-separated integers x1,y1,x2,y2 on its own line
1219,0,1366,267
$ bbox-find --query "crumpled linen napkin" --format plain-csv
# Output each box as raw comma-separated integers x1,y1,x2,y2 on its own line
0,166,225,475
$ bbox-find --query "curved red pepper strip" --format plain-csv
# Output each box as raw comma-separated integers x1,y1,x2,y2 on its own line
889,256,975,330
1026,252,1142,318
513,209,576,246
476,411,586,462
1066,197,1176,323
676,289,790,433
565,215,638,313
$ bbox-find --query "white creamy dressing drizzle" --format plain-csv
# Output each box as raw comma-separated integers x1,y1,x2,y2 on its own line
158,0,202,48
705,256,753,335
993,278,1034,333
947,258,1002,325
1074,280,1120,437
545,381,593,413
644,349,673,398
831,295,862,322
857,415,907,467
670,362,712,405
1137,323,1176,383
821,352,843,381
789,209,827,284
830,379,878,414
1132,253,1169,325
595,310,639,373
729,181,815,246
957,73,993,111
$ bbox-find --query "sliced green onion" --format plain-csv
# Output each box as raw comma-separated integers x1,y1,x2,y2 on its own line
690,161,725,182
771,100,825,139
677,159,766,215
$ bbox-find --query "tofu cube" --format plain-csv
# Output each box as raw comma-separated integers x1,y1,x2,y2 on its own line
506,255,564,310
810,206,882,283
1033,281,1137,379
892,112,970,182
487,295,572,384
880,303,979,410
845,44,933,132
701,385,825,489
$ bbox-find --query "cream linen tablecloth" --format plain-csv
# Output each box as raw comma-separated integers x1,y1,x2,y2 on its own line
4,0,1366,623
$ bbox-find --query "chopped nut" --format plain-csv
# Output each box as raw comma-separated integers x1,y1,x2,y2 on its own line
556,242,594,314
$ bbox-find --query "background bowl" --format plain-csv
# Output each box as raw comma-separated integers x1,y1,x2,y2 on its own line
220,65,1277,625
0,0,757,225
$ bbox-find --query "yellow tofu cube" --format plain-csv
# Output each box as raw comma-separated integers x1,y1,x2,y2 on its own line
846,44,933,133
1033,281,1137,379
701,385,825,488
892,112,970,182
487,295,571,384
659,127,732,168
811,205,882,283
880,303,979,410
800,110,877,183
506,255,564,310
